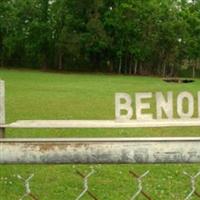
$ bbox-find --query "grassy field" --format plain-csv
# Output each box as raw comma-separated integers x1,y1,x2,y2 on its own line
0,68,200,200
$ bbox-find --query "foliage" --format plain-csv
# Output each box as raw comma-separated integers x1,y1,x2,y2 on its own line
0,0,200,76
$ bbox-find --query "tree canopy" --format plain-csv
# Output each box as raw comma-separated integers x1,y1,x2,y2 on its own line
0,0,200,77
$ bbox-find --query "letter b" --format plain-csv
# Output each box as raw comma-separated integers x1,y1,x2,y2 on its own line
115,93,133,121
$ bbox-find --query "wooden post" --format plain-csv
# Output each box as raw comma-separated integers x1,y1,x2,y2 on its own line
0,80,5,138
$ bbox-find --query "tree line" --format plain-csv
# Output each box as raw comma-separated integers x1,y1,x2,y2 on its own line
0,0,200,77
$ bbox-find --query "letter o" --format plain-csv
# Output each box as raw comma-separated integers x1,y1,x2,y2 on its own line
177,92,194,118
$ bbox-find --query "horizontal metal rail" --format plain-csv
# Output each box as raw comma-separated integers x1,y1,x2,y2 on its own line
2,119,200,128
1,137,200,164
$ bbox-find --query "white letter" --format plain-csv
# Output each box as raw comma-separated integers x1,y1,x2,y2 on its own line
135,92,153,120
115,93,133,121
156,92,173,119
177,92,194,118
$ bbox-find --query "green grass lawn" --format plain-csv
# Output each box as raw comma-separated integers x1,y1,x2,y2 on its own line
0,69,200,200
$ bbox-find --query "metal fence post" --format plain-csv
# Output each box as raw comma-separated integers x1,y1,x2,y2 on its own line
0,80,5,138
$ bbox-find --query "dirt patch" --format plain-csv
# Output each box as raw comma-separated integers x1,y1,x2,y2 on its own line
163,78,194,84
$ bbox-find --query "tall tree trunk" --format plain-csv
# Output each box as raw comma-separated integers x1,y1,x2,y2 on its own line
0,56,3,67
110,61,113,73
162,62,166,77
118,56,122,74
124,53,128,74
58,52,63,70
42,55,48,71
134,60,138,75
129,55,132,75
198,59,200,73
192,65,195,78
170,64,174,77
139,62,143,75
40,0,49,71
157,64,161,76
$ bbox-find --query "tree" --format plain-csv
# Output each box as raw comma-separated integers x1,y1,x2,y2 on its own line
1,0,200,77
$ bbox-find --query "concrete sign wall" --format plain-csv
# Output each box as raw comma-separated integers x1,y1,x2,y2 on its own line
115,92,200,121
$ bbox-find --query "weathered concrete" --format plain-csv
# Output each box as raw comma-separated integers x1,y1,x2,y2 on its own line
1,138,200,164
0,80,5,138
115,92,200,120
2,119,200,128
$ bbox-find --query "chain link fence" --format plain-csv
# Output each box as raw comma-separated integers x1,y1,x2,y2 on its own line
1,167,200,200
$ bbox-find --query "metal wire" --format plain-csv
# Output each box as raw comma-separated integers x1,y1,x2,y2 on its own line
76,170,99,200
184,171,200,200
129,171,153,200
75,168,95,200
17,174,38,200
130,171,149,200
1,169,200,200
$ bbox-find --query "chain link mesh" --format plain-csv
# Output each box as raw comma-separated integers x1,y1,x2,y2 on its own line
1,168,200,200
